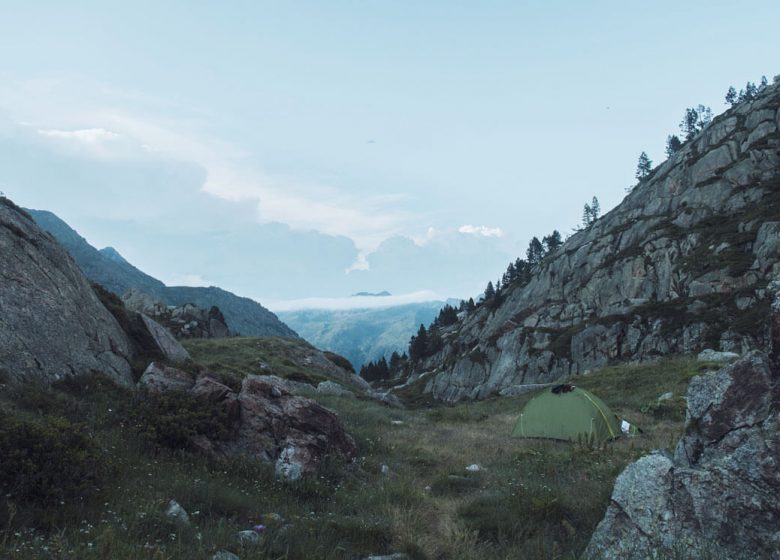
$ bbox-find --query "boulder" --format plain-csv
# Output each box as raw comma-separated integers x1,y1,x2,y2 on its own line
696,348,740,363
139,314,191,363
138,362,194,393
584,299,780,560
232,376,357,480
236,530,261,545
0,197,133,385
142,372,357,480
164,499,190,526
316,381,355,398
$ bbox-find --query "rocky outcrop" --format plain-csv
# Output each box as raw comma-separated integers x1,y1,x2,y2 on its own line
138,366,357,479
583,290,780,559
0,197,133,385
123,289,230,339
138,315,191,363
410,82,780,402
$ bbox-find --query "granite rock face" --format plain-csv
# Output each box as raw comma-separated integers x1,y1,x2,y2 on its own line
0,198,133,385
583,290,780,559
409,82,780,403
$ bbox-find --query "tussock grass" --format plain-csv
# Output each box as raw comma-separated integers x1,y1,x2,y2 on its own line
0,357,706,558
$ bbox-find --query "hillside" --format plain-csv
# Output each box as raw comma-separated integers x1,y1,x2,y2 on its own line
27,210,298,339
278,300,457,368
182,336,370,393
402,81,780,402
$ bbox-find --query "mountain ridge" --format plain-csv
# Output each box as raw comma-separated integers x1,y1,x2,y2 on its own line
27,209,298,339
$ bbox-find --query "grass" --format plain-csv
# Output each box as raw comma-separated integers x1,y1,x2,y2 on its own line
182,337,333,386
0,357,710,559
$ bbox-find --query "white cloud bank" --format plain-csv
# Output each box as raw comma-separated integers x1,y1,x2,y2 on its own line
37,127,120,143
266,290,443,312
458,224,504,237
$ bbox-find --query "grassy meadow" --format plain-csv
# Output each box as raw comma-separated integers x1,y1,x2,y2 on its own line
0,346,712,560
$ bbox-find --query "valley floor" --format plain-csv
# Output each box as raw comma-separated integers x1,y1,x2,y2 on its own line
0,358,706,559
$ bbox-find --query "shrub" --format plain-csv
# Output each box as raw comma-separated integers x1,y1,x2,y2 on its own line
430,473,482,497
0,413,105,504
323,351,355,373
125,390,232,451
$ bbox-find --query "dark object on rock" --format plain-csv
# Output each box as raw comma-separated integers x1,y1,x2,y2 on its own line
584,284,780,559
551,383,575,394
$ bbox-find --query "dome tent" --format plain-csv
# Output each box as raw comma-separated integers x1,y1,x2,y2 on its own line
511,384,624,443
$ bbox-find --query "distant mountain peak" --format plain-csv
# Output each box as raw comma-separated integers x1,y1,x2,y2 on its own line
99,246,129,265
352,291,391,297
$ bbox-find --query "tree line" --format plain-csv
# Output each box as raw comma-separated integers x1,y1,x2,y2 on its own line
632,73,777,192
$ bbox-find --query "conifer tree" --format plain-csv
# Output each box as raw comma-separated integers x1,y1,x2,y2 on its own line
636,152,653,180
725,86,737,106
582,202,592,228
484,281,496,300
409,324,429,362
665,135,682,157
526,237,544,265
591,196,600,219
542,230,562,253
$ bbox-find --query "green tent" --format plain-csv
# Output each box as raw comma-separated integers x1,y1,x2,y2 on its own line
511,385,624,443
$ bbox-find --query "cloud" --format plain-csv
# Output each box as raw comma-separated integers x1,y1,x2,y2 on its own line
37,127,120,143
0,77,414,251
458,224,504,238
165,273,211,287
266,290,443,312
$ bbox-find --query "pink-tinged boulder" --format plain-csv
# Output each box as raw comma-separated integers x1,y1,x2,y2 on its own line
138,362,194,392
225,375,357,479
190,375,234,402
139,370,357,479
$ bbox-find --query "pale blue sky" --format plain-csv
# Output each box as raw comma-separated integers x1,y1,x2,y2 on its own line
1,1,778,304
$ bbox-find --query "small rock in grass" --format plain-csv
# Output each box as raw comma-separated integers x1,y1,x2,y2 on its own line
657,392,674,402
380,464,391,476
212,551,240,560
365,554,410,560
697,349,739,363
263,512,283,524
237,530,261,544
465,464,482,472
164,499,190,525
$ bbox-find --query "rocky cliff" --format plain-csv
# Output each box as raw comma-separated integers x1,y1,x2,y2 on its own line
0,198,134,385
409,82,780,402
583,282,780,559
27,209,298,339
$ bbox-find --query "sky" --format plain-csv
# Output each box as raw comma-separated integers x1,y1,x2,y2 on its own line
0,1,778,307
